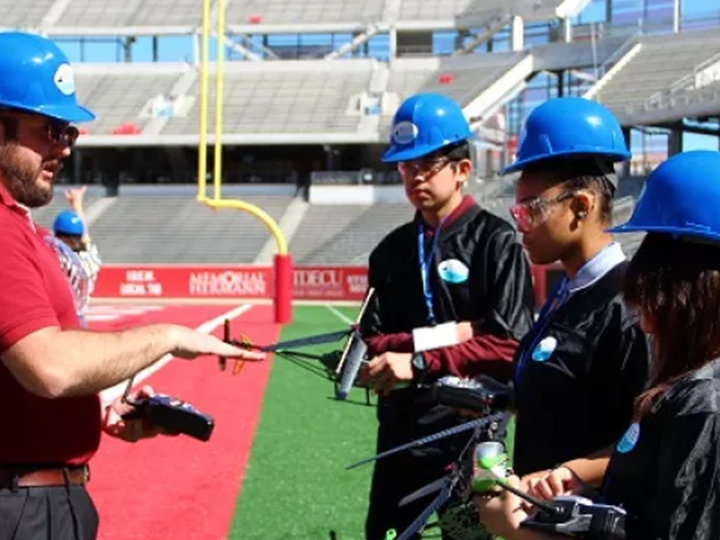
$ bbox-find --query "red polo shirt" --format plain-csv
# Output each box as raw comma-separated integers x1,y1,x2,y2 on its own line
0,184,101,465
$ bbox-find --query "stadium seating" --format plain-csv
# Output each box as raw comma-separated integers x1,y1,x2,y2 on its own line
32,189,102,233
382,51,527,136
13,0,570,33
290,203,412,264
53,0,202,30
67,53,531,140
74,64,188,135
82,194,293,263
226,0,386,26
0,0,54,30
386,52,526,104
1,0,715,268
64,176,646,264
397,0,562,24
162,60,375,136
590,28,720,124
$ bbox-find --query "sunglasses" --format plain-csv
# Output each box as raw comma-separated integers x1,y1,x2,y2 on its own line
510,190,576,231
0,115,80,148
47,122,80,148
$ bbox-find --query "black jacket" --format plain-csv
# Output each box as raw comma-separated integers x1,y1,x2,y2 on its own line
361,196,535,432
602,359,720,540
513,261,650,476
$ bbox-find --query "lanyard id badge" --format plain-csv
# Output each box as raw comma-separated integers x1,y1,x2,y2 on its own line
514,276,570,385
417,219,447,325
413,219,462,352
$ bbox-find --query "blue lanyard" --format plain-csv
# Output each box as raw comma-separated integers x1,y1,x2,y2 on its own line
417,219,447,325
514,276,570,385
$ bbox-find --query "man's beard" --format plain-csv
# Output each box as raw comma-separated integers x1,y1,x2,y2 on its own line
0,144,58,208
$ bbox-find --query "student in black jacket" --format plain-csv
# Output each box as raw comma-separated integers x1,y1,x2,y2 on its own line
477,150,720,540
500,97,649,480
358,92,536,540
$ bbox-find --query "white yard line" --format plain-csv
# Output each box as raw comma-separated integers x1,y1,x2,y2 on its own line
325,304,353,325
99,303,253,403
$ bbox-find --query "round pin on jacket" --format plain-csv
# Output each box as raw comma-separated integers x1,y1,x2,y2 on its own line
437,259,469,284
616,422,640,454
532,336,557,362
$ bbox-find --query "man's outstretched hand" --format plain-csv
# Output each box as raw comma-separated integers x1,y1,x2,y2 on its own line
169,326,266,361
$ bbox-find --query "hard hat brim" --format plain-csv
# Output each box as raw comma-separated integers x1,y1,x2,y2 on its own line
40,103,96,123
608,222,720,244
500,148,632,176
2,101,96,123
381,144,437,163
382,135,475,163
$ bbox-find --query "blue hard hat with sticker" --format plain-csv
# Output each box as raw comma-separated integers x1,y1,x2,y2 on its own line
382,93,473,163
53,209,85,236
0,31,95,123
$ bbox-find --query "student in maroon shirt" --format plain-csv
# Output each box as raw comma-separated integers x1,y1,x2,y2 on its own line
0,32,262,540
358,93,535,540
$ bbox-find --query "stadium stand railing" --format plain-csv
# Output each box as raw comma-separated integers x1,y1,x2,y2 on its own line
586,28,720,126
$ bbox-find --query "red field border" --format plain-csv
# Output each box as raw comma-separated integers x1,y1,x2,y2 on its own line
93,263,558,306
87,303,280,540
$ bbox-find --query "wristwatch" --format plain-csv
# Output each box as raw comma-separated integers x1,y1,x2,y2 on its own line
411,351,427,382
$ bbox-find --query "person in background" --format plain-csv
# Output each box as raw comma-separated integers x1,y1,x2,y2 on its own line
52,186,101,325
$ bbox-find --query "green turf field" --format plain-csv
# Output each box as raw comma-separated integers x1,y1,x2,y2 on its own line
230,305,377,540
230,305,514,540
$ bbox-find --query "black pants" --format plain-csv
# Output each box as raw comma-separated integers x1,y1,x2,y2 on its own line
0,485,98,540
365,412,467,540
365,448,455,540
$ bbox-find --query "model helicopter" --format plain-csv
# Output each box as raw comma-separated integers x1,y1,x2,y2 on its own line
346,375,628,540
345,375,515,540
219,288,377,404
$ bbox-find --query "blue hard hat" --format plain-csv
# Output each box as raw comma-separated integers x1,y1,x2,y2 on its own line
609,150,720,244
0,32,94,123
53,209,84,236
382,93,473,163
502,97,630,175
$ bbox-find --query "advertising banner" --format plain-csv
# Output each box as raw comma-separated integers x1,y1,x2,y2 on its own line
94,265,368,301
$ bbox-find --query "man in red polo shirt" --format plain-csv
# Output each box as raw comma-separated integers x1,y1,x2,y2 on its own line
0,32,263,540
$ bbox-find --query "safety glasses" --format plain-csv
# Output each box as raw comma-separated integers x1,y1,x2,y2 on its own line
398,157,451,181
510,190,576,231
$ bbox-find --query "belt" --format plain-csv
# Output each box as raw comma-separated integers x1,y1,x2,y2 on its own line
0,465,90,489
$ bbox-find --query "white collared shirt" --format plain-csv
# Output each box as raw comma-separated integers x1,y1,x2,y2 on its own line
567,242,627,294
